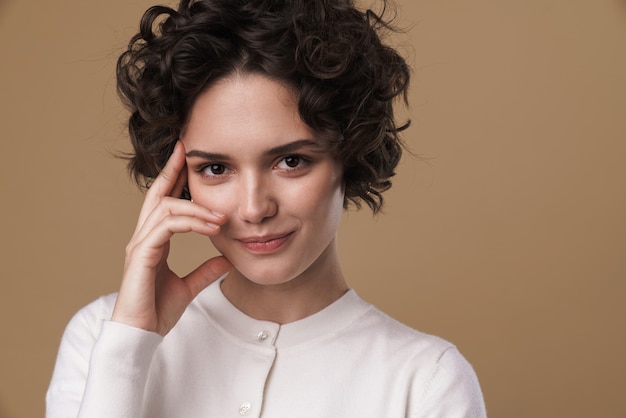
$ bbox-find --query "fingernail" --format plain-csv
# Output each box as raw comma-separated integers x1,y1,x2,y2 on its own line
206,223,220,230
211,210,225,218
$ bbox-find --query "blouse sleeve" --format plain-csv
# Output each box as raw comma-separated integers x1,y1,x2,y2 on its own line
412,346,487,418
46,295,162,418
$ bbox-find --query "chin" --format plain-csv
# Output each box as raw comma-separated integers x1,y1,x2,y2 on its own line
229,262,302,287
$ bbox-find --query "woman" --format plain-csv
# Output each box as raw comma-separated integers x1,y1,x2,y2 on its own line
47,0,486,416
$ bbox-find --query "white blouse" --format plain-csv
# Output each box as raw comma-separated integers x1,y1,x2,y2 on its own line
47,279,486,418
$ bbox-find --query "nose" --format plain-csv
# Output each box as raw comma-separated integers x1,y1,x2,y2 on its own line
237,172,277,223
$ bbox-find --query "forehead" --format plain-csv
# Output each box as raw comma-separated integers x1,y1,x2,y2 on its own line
181,73,315,149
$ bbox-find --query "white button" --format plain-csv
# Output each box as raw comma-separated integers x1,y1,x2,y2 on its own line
257,330,271,342
239,401,252,415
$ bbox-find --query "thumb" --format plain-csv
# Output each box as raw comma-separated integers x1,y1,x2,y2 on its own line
184,256,233,299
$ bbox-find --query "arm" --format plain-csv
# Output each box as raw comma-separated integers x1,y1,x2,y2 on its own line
46,299,162,418
77,321,162,418
46,142,231,417
413,346,487,418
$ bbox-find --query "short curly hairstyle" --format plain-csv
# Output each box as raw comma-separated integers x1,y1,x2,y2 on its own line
117,0,410,213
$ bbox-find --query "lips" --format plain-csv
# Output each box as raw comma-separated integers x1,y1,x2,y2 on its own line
236,232,294,254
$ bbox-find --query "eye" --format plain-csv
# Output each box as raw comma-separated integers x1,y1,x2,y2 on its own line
276,155,307,170
199,163,229,177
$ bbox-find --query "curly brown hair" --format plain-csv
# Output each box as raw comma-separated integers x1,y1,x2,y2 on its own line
117,0,410,213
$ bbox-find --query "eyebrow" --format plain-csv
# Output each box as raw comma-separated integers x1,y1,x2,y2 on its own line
185,139,324,160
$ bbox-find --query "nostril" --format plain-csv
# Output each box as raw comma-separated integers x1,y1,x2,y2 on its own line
238,188,277,223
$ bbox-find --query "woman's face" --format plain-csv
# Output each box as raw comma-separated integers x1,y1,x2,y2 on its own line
181,73,344,286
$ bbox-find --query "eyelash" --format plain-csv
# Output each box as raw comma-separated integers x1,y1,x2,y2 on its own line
274,155,310,171
195,155,311,179
197,163,230,178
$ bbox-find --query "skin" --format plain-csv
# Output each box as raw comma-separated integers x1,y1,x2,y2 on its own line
112,72,348,334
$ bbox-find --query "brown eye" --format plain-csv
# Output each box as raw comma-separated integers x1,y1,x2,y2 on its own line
201,164,227,176
275,155,310,172
209,164,225,174
283,156,300,168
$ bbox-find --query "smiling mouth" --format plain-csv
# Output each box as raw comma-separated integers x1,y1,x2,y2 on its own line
237,232,294,254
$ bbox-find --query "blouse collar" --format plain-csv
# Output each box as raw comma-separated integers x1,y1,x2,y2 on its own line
196,277,372,349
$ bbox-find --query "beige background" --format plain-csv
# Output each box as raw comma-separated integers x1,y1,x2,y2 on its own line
1,0,625,417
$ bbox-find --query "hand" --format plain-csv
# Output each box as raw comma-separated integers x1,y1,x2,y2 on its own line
111,141,232,336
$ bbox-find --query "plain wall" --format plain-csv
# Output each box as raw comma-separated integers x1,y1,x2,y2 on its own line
1,0,625,417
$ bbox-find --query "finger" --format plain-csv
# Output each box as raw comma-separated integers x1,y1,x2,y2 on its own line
170,160,188,199
130,215,222,267
149,140,186,197
184,256,233,299
131,197,226,245
137,141,186,226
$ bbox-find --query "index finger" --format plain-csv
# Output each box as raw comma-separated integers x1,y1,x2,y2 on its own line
138,141,187,224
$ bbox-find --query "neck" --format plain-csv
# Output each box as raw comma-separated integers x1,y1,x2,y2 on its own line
220,246,348,324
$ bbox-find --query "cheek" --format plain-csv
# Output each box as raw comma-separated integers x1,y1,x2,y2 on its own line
293,172,344,224
323,184,345,229
188,180,236,215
